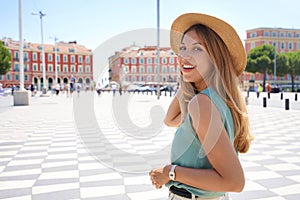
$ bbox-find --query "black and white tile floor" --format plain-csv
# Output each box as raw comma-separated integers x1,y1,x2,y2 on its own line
0,92,299,200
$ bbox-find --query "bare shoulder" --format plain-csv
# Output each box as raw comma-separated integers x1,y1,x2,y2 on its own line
188,93,222,138
188,93,213,114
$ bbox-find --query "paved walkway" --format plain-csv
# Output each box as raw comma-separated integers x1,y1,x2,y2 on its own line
0,91,299,200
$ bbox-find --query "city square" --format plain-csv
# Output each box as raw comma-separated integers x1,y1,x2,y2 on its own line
0,91,299,200
1,1,300,200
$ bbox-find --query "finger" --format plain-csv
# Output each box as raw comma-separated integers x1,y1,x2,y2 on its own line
150,175,157,182
150,175,155,180
149,171,156,176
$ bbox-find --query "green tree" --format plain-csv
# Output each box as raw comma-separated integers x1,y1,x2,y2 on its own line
275,53,287,76
0,42,12,75
246,44,275,91
275,53,289,80
283,51,300,92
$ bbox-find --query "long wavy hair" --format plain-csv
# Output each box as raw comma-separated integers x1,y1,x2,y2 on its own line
178,24,253,153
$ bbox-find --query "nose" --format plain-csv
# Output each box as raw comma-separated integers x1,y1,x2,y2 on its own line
178,50,191,60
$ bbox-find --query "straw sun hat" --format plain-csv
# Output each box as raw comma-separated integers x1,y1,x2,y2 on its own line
170,13,246,76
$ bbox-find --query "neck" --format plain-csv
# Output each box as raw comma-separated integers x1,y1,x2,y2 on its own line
194,79,207,92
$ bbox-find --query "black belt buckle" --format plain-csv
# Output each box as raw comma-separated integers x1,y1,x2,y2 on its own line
170,186,192,199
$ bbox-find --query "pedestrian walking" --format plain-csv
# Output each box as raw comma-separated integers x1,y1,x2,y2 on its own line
256,83,263,98
0,83,4,96
55,83,60,96
76,83,81,97
119,86,122,95
111,84,117,96
70,75,75,94
96,83,102,96
149,13,253,200
11,85,15,96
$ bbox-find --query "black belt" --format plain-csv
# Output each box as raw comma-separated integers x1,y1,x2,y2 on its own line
170,186,198,199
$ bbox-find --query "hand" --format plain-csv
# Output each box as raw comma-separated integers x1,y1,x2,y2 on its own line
149,165,171,189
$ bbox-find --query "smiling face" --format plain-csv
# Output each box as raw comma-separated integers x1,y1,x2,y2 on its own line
179,29,214,88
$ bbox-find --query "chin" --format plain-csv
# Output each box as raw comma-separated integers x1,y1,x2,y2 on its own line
183,76,197,83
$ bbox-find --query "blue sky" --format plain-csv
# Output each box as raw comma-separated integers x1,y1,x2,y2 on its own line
1,0,300,50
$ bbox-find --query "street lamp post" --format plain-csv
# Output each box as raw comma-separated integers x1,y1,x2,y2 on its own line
19,0,24,91
274,40,277,86
156,0,161,99
54,37,58,84
32,11,47,94
14,0,30,106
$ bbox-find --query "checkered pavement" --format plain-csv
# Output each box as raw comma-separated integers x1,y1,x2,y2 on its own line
0,92,299,200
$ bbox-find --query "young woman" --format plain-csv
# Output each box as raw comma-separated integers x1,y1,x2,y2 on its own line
149,13,253,200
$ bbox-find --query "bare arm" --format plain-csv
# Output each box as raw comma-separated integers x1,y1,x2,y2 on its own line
150,94,245,192
164,89,183,127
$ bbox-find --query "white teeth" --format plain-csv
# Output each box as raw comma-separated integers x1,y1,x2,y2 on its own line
183,65,194,69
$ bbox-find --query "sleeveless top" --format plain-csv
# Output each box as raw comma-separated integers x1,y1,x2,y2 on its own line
166,87,235,198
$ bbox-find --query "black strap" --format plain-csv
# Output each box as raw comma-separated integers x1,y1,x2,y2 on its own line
170,186,193,199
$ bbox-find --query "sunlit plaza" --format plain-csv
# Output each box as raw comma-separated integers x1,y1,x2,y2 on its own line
0,91,300,199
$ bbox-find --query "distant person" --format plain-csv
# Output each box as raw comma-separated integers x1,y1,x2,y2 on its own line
30,84,35,96
254,83,258,96
76,84,81,97
55,83,60,96
51,84,55,96
255,83,262,98
0,83,4,96
70,75,75,93
258,83,263,93
96,83,102,96
266,82,271,93
111,84,117,96
11,85,15,95
119,86,122,95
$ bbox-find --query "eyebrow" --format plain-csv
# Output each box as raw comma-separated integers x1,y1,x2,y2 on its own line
180,42,203,45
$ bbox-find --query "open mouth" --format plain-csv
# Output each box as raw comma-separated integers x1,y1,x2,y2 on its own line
183,64,195,69
182,62,196,72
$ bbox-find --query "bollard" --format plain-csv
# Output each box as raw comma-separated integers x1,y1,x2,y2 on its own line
285,99,289,110
281,92,283,100
268,92,270,99
263,97,267,107
295,93,298,101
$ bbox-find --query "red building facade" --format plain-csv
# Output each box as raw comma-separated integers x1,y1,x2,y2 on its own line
243,27,300,88
1,37,93,90
109,45,179,88
245,27,300,54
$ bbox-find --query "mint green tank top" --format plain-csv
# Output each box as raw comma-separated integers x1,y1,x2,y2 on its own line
166,87,235,198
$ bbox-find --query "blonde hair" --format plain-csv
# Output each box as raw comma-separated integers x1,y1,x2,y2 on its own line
178,24,253,153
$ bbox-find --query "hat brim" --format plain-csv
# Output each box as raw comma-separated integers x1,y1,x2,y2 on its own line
170,13,246,76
